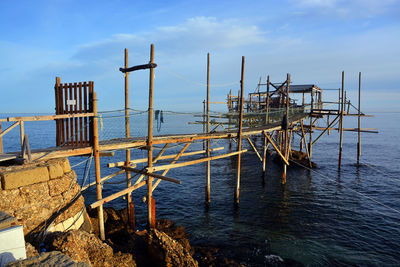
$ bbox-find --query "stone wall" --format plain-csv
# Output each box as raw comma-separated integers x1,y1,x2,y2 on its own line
0,158,88,240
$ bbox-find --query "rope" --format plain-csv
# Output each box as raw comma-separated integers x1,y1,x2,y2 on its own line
71,156,92,168
353,159,400,183
289,159,400,218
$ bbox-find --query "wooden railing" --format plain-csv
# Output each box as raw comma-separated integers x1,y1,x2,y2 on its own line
0,113,95,161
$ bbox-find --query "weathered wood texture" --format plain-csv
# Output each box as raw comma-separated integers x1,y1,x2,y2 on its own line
54,78,94,147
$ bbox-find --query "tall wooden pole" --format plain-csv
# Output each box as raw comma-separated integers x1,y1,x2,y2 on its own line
235,56,245,205
357,72,361,165
124,48,134,230
147,44,155,228
282,74,290,184
262,132,267,176
205,53,211,204
308,90,313,161
0,121,3,154
93,91,105,240
266,75,270,124
202,100,206,150
55,77,61,147
338,71,345,170
228,90,232,149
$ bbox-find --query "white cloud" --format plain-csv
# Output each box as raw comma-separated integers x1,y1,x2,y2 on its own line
72,16,267,62
295,0,338,8
0,14,398,112
292,0,399,18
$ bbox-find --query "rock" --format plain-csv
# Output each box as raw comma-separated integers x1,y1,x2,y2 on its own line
48,163,64,179
264,254,284,266
46,230,135,267
0,166,49,190
156,219,193,255
88,207,125,237
6,251,89,267
143,229,198,267
25,242,39,258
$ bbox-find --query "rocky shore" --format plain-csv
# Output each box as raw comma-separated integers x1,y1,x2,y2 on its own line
8,207,304,266
0,158,304,266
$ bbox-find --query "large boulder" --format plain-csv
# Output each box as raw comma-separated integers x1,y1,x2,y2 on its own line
46,230,135,267
156,219,193,255
142,229,198,267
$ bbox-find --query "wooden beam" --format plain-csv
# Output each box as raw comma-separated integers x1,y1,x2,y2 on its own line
153,143,170,164
92,91,105,240
108,147,223,167
147,44,155,229
90,180,147,209
132,143,189,188
338,71,345,170
312,115,339,145
152,142,191,192
209,101,226,104
206,52,211,204
262,134,269,175
119,63,157,73
357,72,361,165
6,113,94,122
0,122,3,154
0,122,19,138
120,166,181,184
235,56,245,204
123,48,133,229
263,132,289,166
19,121,24,155
300,120,312,168
148,150,247,172
246,137,262,162
21,134,32,162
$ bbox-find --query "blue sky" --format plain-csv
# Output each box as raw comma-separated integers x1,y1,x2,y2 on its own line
0,0,399,112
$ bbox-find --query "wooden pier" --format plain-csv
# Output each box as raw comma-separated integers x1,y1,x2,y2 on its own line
0,44,376,240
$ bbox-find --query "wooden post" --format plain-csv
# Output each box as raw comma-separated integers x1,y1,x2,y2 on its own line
55,77,61,146
19,121,24,153
327,115,330,135
258,77,261,110
299,120,303,152
93,92,105,240
262,132,267,176
310,90,314,111
338,71,345,170
357,72,361,165
235,56,245,205
0,121,3,154
124,48,134,230
147,44,155,229
308,112,313,161
206,53,211,204
266,75,270,124
282,73,290,184
202,100,206,150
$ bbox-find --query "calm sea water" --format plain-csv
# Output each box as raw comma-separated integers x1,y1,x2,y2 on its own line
1,112,399,266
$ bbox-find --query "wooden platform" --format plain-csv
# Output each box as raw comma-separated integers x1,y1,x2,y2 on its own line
0,154,17,163
13,113,308,162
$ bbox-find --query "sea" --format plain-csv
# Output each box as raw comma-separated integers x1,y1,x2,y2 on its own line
1,111,399,266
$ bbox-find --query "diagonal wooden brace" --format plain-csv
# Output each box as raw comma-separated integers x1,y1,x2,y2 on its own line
263,131,289,166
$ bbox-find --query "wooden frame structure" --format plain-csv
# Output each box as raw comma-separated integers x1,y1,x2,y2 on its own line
0,45,377,242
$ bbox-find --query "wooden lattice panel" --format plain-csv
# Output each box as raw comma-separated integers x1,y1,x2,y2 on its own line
54,79,94,147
